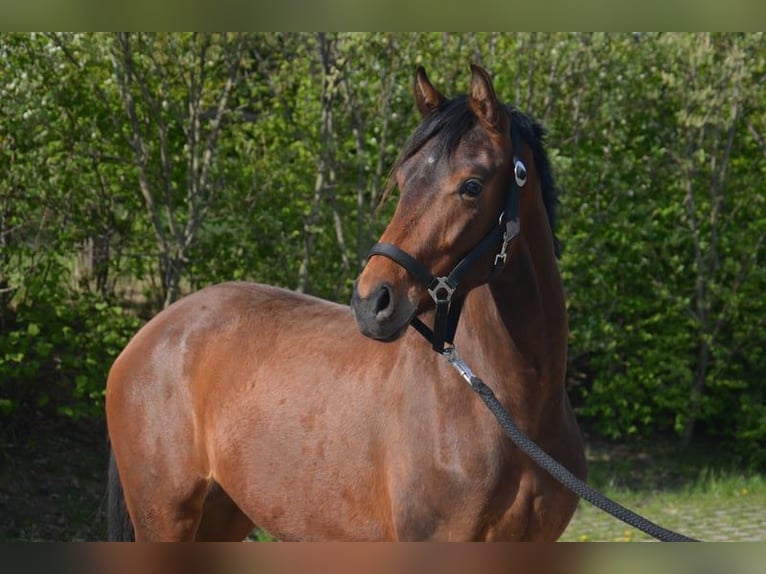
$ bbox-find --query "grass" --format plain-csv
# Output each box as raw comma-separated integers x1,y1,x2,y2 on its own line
559,438,766,542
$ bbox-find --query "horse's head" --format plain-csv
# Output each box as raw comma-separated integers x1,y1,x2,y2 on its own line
351,65,548,343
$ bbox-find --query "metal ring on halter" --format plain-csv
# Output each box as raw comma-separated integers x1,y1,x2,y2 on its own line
427,276,457,304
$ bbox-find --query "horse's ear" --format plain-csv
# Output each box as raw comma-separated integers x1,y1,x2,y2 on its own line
414,66,445,117
469,64,503,132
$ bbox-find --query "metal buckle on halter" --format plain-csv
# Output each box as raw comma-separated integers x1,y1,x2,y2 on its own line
494,219,520,268
428,276,456,304
494,212,508,267
494,241,509,267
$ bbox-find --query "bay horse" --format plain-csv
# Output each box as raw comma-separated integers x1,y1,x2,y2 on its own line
105,64,586,541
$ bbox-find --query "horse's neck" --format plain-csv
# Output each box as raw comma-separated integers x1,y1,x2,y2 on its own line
460,229,568,414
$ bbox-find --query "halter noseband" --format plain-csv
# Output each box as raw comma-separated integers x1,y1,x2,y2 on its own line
366,122,527,353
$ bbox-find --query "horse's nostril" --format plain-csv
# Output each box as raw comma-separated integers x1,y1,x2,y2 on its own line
374,284,393,320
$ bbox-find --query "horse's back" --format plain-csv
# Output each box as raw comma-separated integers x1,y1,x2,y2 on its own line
109,281,350,381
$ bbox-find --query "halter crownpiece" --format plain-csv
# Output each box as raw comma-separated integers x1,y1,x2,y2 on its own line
366,122,527,354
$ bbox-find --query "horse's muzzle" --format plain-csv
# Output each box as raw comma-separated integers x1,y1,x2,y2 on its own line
350,281,414,342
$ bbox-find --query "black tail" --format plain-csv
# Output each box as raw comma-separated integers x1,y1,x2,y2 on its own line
107,449,135,541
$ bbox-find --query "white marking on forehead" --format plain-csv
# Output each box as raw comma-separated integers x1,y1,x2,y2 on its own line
427,155,436,164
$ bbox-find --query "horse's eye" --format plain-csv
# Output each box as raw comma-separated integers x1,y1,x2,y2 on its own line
460,178,483,198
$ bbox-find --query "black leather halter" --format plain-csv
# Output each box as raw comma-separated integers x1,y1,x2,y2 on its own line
366,122,528,353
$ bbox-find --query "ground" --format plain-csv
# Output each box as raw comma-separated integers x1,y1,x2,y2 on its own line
559,437,766,542
0,415,763,542
0,415,108,541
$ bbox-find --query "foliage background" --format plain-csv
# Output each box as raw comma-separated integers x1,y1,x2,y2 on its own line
1,33,764,467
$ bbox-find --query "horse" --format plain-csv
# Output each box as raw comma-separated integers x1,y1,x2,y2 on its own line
105,64,587,541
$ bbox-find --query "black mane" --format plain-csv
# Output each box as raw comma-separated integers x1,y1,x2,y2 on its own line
382,95,559,256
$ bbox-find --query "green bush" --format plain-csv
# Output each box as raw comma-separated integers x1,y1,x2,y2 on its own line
0,283,141,425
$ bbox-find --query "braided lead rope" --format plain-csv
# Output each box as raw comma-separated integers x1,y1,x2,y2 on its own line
444,348,698,542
